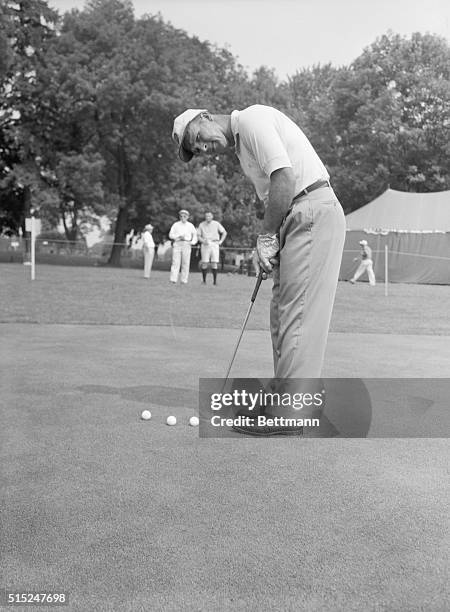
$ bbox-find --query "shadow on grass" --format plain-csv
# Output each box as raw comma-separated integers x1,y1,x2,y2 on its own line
77,384,197,407
77,379,374,437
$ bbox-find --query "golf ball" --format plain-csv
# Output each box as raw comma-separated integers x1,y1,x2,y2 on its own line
166,415,177,426
189,416,199,427
141,410,152,421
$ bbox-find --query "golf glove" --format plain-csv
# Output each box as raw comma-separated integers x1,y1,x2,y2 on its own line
256,233,280,273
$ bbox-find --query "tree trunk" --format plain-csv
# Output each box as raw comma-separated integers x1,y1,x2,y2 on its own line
107,142,131,266
62,214,78,245
107,205,128,266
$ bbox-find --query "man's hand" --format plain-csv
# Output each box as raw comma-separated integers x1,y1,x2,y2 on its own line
256,233,280,274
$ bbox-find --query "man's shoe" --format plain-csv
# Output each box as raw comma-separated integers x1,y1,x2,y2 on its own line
349,279,356,284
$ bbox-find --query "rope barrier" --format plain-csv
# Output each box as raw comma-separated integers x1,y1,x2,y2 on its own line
343,249,450,261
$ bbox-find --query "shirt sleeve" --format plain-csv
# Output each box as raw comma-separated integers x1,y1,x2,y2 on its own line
190,224,198,245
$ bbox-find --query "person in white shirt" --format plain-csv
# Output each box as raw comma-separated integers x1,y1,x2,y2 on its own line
142,224,155,279
172,105,346,436
168,209,198,284
197,211,227,285
350,240,376,285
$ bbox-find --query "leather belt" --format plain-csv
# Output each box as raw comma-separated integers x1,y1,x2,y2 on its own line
293,179,330,201
281,179,331,226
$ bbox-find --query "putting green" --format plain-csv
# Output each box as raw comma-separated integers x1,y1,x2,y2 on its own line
1,323,449,611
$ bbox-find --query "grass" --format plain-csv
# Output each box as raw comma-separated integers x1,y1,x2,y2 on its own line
1,262,449,335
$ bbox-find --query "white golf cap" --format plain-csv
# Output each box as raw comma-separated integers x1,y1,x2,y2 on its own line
144,223,154,230
172,109,207,162
359,240,368,245
179,209,189,216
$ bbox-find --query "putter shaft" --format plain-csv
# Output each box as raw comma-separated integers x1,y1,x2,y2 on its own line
222,272,264,389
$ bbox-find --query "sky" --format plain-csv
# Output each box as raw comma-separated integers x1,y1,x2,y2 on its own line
49,0,450,79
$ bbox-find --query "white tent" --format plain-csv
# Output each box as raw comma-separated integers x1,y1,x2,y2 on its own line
341,189,450,285
345,188,450,231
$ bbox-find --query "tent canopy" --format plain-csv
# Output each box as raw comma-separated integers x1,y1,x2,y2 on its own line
345,188,450,231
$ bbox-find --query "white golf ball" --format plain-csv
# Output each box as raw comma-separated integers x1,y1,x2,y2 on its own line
189,416,199,427
141,410,152,421
166,415,177,426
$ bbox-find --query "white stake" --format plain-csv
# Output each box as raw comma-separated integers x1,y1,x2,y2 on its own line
31,215,36,281
384,244,388,296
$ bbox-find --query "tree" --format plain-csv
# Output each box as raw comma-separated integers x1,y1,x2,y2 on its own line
332,32,450,211
0,0,59,234
49,0,262,263
47,150,105,241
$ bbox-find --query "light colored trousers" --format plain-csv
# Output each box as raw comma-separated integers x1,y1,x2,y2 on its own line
143,248,154,278
200,242,220,268
352,259,376,285
170,242,192,283
270,186,346,378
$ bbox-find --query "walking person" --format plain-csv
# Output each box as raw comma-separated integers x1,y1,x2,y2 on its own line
168,210,198,284
350,240,376,286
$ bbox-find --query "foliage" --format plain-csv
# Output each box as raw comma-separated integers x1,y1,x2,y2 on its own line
0,0,59,233
331,32,450,210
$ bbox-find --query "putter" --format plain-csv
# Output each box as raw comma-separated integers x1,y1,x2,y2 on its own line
221,270,264,392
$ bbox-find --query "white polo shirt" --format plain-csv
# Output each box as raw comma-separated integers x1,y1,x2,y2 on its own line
230,105,329,204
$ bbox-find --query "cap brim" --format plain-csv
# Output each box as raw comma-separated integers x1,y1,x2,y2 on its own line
178,144,193,163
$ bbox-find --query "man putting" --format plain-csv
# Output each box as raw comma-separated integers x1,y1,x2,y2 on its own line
197,211,227,285
172,106,345,435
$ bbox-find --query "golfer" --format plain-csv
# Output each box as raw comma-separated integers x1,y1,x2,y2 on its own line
350,239,376,286
168,209,198,284
197,211,227,285
172,106,345,434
